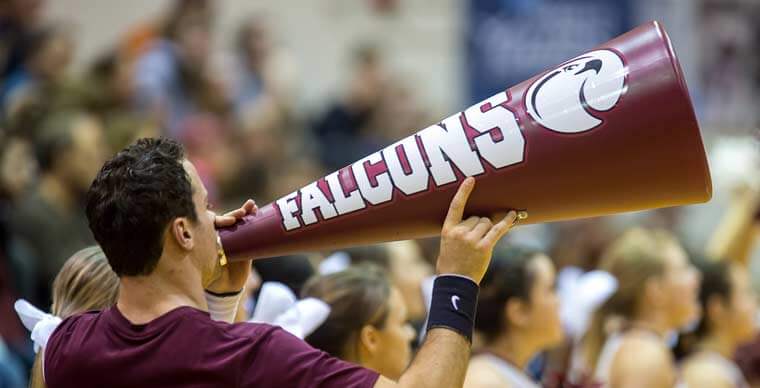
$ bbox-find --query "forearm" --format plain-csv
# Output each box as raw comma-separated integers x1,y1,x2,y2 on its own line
397,274,478,388
397,328,471,388
707,195,760,265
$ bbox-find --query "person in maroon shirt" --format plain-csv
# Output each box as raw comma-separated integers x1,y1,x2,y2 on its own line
41,138,517,388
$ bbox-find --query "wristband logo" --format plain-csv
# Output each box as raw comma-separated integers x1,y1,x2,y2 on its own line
451,295,460,311
526,49,627,134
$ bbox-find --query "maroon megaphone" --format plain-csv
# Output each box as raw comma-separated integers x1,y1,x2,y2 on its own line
219,21,712,260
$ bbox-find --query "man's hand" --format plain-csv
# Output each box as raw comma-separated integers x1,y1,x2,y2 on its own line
206,199,257,294
436,178,517,283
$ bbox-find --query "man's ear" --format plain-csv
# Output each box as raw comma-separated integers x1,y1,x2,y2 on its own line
359,325,381,355
170,217,194,251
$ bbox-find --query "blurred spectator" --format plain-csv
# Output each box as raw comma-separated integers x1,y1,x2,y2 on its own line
178,113,237,206
8,111,106,307
1,23,76,119
550,218,617,271
0,132,36,202
364,78,431,144
228,15,297,128
681,257,756,388
77,51,160,152
385,241,434,325
0,0,47,79
0,125,39,387
26,245,119,388
132,6,227,137
256,157,325,205
219,15,305,206
252,255,315,298
464,246,563,388
575,228,701,387
322,242,433,326
0,131,37,351
312,44,388,171
700,0,760,130
302,265,416,381
120,0,213,61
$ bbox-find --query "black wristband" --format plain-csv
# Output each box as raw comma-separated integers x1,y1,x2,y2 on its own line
426,275,479,342
204,289,243,298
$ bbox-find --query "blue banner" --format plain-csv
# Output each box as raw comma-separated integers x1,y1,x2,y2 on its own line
466,0,633,103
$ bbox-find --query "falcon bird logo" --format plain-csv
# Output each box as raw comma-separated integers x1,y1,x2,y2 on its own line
526,49,627,134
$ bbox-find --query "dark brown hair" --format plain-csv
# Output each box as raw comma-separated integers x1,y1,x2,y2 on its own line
475,245,543,342
86,138,197,277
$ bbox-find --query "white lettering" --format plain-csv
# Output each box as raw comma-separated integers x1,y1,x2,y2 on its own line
464,92,525,168
383,136,429,196
325,170,366,215
351,152,393,205
299,182,338,225
276,191,301,231
418,113,485,186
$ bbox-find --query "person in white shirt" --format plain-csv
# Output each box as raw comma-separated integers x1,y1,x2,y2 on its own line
577,228,701,388
464,246,563,388
681,257,756,388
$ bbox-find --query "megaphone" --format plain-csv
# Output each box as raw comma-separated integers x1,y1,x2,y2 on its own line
219,21,712,260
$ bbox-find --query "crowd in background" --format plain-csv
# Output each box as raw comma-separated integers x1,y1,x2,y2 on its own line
1,0,759,387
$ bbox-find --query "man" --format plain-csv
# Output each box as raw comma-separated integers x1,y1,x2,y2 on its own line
10,111,106,306
42,138,517,387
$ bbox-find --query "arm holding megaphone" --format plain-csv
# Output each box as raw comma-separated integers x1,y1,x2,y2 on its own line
375,177,518,388
706,185,760,265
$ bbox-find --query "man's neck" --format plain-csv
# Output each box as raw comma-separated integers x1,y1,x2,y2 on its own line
116,264,208,325
485,331,539,370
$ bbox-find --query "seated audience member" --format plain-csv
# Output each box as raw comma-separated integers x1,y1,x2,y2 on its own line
302,265,416,381
9,111,106,306
681,258,756,388
17,246,119,388
577,228,701,388
464,246,563,388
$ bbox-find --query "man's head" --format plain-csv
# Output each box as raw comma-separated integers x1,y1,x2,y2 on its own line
85,138,219,285
36,111,106,193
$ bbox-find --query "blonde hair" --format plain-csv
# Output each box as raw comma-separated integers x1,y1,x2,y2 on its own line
583,228,680,369
51,245,119,317
31,246,120,388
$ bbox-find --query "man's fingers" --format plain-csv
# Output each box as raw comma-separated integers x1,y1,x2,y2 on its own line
481,211,518,246
468,217,493,240
490,211,507,222
460,216,480,230
225,208,246,219
215,215,238,227
243,199,257,214
224,199,257,219
443,177,475,230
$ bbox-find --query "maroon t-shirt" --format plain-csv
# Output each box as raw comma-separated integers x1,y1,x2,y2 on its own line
44,306,379,387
